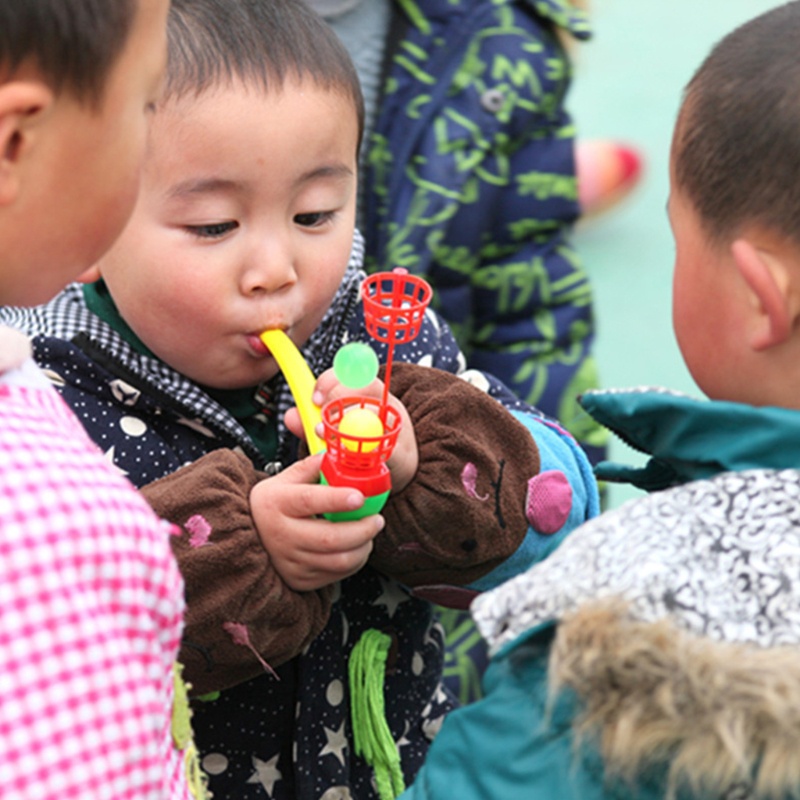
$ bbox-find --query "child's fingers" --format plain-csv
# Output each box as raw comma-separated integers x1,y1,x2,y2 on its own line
310,540,375,583
313,369,384,406
256,453,384,521
273,516,383,591
284,406,304,439
312,367,338,400
297,515,385,556
279,483,368,520
284,542,375,591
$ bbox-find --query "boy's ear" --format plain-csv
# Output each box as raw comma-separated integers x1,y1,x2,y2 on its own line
731,237,797,351
0,80,54,205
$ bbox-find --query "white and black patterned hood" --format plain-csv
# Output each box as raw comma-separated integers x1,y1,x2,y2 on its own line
474,467,800,654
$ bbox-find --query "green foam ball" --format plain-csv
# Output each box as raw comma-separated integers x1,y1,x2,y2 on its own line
334,343,380,388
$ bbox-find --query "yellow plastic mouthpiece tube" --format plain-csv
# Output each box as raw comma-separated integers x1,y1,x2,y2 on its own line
259,329,325,454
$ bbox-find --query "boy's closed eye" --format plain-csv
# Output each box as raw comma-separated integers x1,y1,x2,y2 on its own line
294,210,335,228
185,221,239,239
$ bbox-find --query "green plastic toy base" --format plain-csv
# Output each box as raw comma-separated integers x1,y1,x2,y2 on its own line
321,477,390,522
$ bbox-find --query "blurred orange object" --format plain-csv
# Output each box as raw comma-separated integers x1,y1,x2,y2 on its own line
576,140,644,218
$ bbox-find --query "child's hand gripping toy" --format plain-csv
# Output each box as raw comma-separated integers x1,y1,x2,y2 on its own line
259,268,432,522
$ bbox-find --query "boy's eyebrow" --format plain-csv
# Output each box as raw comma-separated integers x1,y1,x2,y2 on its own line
166,177,241,199
166,165,353,200
297,164,354,183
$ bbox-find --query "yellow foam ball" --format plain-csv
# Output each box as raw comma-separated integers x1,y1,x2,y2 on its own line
338,407,384,452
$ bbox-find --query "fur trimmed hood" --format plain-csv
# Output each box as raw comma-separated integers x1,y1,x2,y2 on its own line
553,600,800,799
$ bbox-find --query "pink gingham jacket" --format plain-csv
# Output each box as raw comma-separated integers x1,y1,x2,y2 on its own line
0,332,193,798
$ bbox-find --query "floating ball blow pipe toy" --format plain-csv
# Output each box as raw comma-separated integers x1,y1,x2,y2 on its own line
260,269,432,521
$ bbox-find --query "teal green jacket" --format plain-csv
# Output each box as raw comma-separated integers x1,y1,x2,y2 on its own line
403,623,696,800
402,388,800,800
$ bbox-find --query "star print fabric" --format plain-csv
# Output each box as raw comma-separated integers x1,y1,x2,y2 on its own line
191,568,454,799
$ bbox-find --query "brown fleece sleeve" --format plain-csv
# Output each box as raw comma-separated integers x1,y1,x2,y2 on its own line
141,449,333,695
370,363,541,588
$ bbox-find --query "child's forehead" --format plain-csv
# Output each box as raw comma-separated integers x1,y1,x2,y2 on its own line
155,80,285,140
147,78,359,195
159,79,350,131
162,76,271,109
155,76,360,155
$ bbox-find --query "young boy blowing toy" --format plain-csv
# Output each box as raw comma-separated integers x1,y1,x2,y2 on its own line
0,0,207,797
0,1,599,798
399,3,800,799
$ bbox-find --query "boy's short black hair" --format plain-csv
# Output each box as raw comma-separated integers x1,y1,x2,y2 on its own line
166,0,365,148
673,1,800,245
0,0,137,107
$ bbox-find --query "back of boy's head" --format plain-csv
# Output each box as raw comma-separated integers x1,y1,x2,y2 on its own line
673,1,800,247
0,1,136,107
165,0,364,146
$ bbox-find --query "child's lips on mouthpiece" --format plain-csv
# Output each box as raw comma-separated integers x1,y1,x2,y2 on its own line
248,333,270,356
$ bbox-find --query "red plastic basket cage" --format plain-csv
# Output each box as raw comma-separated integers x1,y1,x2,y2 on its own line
361,268,432,345
321,396,401,472
361,268,433,419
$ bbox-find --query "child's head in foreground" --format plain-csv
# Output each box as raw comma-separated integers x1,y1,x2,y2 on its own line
669,0,800,410
0,0,168,306
88,0,365,392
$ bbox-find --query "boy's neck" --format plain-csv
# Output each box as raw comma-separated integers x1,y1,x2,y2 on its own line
83,279,263,408
83,280,155,359
82,278,278,457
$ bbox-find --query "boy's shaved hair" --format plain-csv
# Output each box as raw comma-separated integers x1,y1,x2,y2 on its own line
673,0,800,246
0,0,136,107
166,0,365,146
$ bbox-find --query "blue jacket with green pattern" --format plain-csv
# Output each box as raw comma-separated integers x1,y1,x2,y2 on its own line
362,0,606,463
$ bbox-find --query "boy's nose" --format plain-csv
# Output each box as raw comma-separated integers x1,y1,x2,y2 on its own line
240,250,297,295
